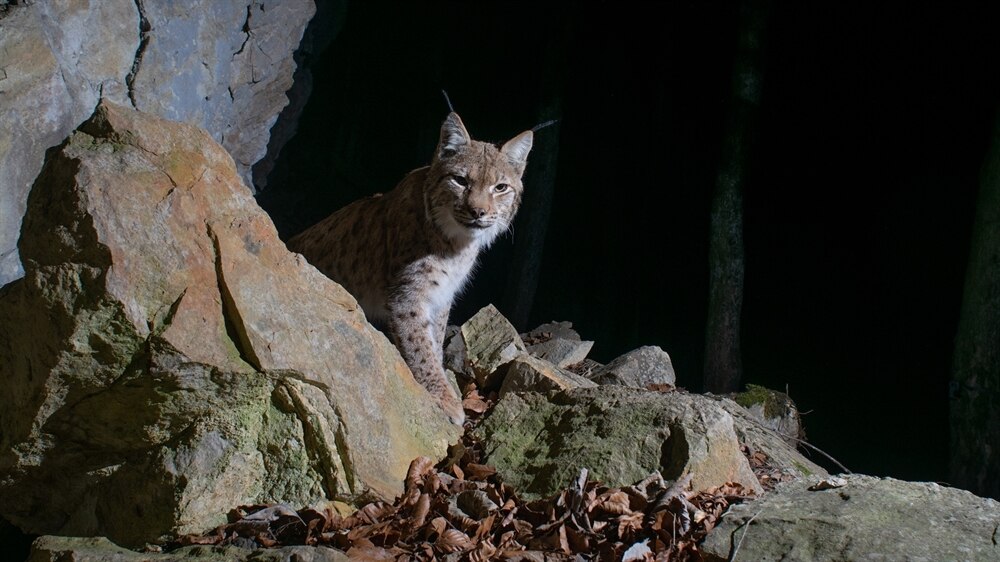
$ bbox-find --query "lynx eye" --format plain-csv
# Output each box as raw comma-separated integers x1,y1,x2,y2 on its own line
494,183,509,193
451,175,469,188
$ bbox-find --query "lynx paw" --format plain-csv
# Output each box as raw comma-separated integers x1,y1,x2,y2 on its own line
438,392,466,426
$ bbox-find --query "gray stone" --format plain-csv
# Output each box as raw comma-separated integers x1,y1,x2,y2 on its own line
498,354,598,397
0,102,457,547
130,0,314,190
442,325,470,377
0,0,138,283
701,475,1000,562
521,321,582,343
28,535,348,562
526,337,594,368
0,0,315,286
460,304,526,389
589,345,676,388
475,386,825,500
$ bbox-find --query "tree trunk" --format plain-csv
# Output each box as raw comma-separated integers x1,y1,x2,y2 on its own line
501,26,569,331
950,111,1000,499
703,0,768,393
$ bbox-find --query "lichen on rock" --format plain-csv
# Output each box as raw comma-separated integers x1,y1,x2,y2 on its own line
0,101,457,547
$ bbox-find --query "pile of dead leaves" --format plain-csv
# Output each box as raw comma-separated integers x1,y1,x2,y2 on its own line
169,383,784,560
173,450,754,560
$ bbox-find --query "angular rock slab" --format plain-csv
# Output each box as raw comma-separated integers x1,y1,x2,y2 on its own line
526,337,595,368
701,475,1000,561
498,354,597,397
460,304,526,388
474,386,828,499
521,320,582,343
0,101,458,546
589,345,676,388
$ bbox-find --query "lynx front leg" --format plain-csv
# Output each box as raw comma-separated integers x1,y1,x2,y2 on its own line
434,304,451,354
388,302,465,426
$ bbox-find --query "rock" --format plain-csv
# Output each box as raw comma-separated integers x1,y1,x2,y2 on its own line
588,346,676,388
0,0,138,283
442,325,470,377
0,101,458,547
526,338,595,368
460,304,526,389
0,0,315,286
566,358,604,378
701,475,1000,561
129,0,314,190
521,321,582,343
498,354,597,397
728,384,804,446
475,386,823,500
714,397,823,481
28,535,348,562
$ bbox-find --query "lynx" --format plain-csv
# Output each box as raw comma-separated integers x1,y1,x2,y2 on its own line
287,113,533,424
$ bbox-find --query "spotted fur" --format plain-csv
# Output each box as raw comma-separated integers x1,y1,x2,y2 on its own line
288,113,533,424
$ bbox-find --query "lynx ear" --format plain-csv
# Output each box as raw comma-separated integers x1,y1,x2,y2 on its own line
439,112,471,158
501,130,533,166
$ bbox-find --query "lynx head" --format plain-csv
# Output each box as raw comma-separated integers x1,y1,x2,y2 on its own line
426,112,533,246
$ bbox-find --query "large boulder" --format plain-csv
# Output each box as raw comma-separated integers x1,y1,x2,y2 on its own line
0,0,314,285
29,536,347,562
0,101,458,547
701,475,1000,561
474,386,825,500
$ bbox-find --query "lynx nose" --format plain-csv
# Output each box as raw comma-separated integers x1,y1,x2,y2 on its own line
469,206,487,218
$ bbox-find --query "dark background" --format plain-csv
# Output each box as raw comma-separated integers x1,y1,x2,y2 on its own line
258,2,1000,485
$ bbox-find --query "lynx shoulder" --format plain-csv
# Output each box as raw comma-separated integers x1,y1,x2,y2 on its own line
288,113,533,424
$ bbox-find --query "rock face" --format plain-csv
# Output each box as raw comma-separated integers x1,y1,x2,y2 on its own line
0,0,314,285
475,386,825,500
0,101,457,546
701,475,1000,561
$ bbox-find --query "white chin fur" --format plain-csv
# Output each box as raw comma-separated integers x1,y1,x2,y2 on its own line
432,207,502,246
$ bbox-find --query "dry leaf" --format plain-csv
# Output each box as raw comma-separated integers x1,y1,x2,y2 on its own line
465,463,498,481
468,538,498,562
616,512,645,540
427,516,449,541
593,490,632,516
405,456,435,491
410,493,430,530
346,538,396,561
436,528,475,554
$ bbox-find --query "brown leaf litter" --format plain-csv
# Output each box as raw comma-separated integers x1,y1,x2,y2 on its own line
171,384,788,560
